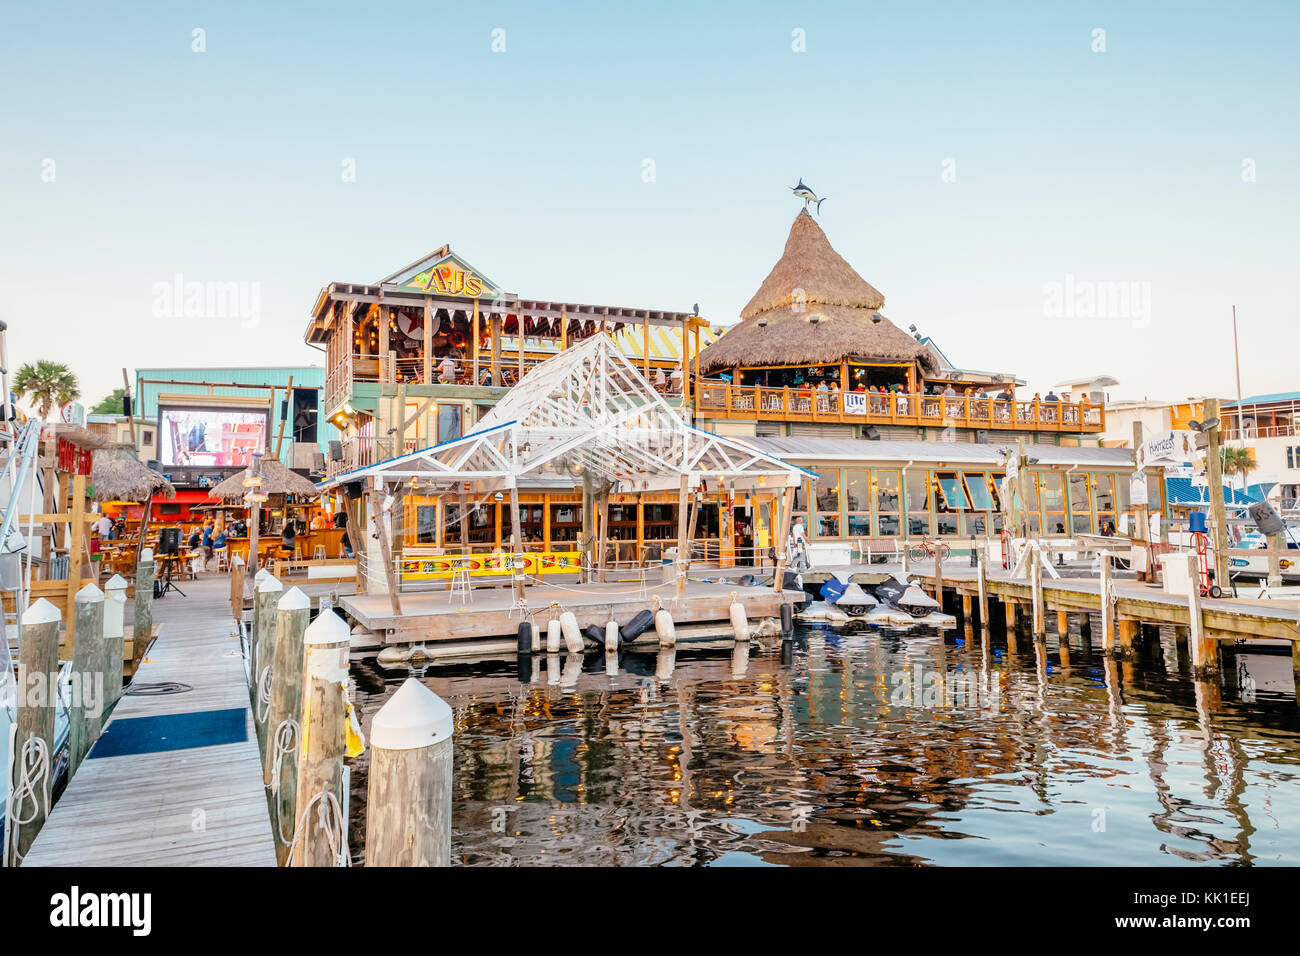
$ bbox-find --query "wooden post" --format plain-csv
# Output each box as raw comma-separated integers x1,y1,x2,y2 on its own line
471,300,480,385
1203,398,1231,591
69,582,106,777
933,545,944,609
422,299,433,385
1267,532,1285,588
976,547,989,631
368,486,403,616
508,484,526,602
248,499,261,573
1132,421,1151,583
680,318,689,404
65,473,87,648
266,587,310,866
642,318,650,381
1118,618,1138,658
490,314,502,386
132,548,155,669
365,678,453,867
1099,553,1116,655
1030,552,1046,640
1056,610,1070,642
1186,551,1216,676
772,486,795,596
102,574,128,712
675,474,690,599
253,574,283,757
682,492,700,575
7,599,61,865
291,610,352,867
274,375,295,460
517,309,526,381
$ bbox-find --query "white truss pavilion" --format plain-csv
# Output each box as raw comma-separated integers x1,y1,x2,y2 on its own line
319,333,811,496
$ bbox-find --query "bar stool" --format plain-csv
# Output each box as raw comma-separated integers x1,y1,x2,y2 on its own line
449,561,472,605
215,549,230,572
313,545,327,561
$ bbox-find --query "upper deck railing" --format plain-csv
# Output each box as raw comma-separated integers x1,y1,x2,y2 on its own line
694,382,1104,433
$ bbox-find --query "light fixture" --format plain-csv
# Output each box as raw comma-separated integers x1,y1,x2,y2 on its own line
756,316,768,327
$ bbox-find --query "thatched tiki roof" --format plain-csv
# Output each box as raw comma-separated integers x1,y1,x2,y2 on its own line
89,443,176,504
209,458,320,502
698,210,937,374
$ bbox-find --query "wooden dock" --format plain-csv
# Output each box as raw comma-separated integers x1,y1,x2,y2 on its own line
343,578,801,644
23,576,275,866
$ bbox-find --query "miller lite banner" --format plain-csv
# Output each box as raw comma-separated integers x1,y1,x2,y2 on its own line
843,392,867,416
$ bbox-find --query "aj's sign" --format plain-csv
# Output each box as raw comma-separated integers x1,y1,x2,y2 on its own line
397,253,501,299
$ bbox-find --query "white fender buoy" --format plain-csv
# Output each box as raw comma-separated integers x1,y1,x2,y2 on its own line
531,621,542,653
605,619,620,652
561,652,583,687
546,619,562,654
605,650,619,677
547,653,561,685
377,646,411,666
559,611,583,654
729,601,750,643
654,609,676,647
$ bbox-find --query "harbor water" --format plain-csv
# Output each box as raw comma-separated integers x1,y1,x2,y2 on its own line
347,623,1300,865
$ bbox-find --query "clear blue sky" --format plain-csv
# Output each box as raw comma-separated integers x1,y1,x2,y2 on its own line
2,0,1296,410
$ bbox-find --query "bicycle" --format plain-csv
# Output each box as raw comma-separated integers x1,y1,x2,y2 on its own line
908,539,952,564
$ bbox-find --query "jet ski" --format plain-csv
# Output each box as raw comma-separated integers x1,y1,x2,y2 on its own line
834,582,878,617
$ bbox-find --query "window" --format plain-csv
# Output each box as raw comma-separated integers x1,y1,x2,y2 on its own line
813,470,841,537
845,468,871,536
436,404,462,444
1041,473,1067,535
904,469,931,536
934,472,967,536
964,472,995,511
416,504,437,544
142,429,154,444
875,469,901,536
1069,473,1092,534
1093,473,1117,535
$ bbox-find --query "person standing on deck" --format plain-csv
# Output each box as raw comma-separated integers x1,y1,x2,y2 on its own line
96,512,114,540
786,516,811,571
438,353,457,384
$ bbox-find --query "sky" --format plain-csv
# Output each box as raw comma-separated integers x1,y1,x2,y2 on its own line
1,0,1297,413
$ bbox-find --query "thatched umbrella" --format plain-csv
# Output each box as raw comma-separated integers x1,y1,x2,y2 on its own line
208,458,319,501
698,210,937,375
89,443,176,505
209,458,320,573
89,443,176,563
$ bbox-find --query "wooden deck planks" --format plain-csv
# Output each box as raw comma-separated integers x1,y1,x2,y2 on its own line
23,576,275,867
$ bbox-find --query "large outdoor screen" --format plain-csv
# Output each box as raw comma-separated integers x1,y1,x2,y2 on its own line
158,406,269,467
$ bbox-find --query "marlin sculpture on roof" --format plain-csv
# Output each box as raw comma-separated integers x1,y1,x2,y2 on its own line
791,178,826,214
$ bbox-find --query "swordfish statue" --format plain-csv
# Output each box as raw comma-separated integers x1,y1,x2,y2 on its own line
790,178,826,214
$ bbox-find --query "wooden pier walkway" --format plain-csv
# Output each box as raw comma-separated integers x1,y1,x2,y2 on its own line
23,576,275,866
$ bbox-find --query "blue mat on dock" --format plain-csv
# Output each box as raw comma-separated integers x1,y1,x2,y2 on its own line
88,708,248,758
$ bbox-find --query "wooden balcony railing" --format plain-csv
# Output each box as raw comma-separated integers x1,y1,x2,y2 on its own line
694,382,1105,433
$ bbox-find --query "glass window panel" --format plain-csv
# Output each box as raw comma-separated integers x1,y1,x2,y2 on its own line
936,512,960,535
437,404,462,444
844,469,870,512
875,470,901,513
416,504,437,543
964,472,994,510
814,470,842,516
1092,474,1115,513
1041,474,1065,511
937,474,970,510
904,470,930,512
908,512,931,536
847,514,871,536
793,480,810,511
1071,511,1092,534
1069,473,1090,513
877,513,900,536
964,513,987,535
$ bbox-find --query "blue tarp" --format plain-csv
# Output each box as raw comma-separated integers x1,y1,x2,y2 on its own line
1164,478,1262,506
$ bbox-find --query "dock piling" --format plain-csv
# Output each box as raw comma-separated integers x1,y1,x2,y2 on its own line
132,548,155,670
253,574,284,756
1185,553,1216,677
69,583,106,778
265,588,311,865
365,679,453,867
5,599,61,866
291,609,352,867
103,574,128,712
976,548,989,631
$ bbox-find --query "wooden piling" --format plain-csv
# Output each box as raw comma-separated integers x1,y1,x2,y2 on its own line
69,582,106,777
1056,610,1069,642
292,609,352,867
365,678,453,867
6,599,61,865
1030,555,1046,641
1099,554,1117,655
253,574,284,757
1118,618,1138,659
102,574,128,712
132,549,155,669
265,588,311,866
976,547,989,630
1186,552,1216,677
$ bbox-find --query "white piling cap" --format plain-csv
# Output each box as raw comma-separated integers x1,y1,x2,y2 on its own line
75,582,105,603
25,597,61,624
140,547,154,562
105,574,129,593
371,678,453,749
303,608,351,646
278,586,311,611
256,573,283,593
253,568,273,584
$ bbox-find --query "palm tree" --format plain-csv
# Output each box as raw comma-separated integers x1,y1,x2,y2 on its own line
1220,445,1256,491
14,360,80,420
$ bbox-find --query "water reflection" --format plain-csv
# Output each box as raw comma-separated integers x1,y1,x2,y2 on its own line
348,623,1300,866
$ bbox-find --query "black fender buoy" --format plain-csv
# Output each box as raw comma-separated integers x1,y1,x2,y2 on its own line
583,624,605,646
780,603,794,636
619,608,654,644
517,622,532,655
781,638,793,666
